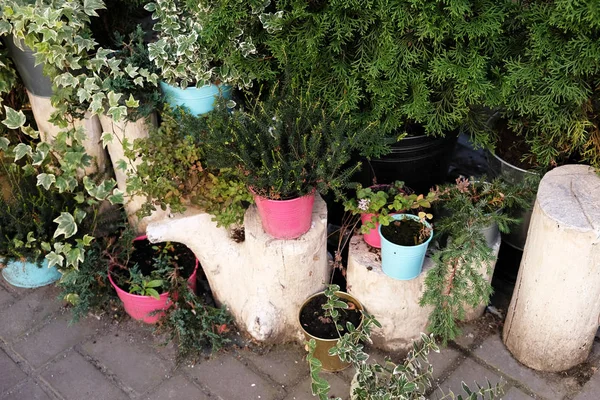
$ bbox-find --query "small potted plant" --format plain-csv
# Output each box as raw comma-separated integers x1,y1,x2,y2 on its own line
0,160,75,288
379,212,433,280
344,182,437,248
107,232,199,324
299,285,364,372
202,86,361,239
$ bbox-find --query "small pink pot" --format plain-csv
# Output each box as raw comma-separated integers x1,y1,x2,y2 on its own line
253,190,315,239
361,213,383,248
108,236,198,324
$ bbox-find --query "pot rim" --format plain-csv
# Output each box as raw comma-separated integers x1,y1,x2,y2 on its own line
251,187,316,203
488,150,539,176
298,291,365,342
379,213,433,248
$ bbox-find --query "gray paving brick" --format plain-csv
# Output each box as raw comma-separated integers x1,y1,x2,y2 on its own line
431,358,503,400
187,354,283,400
0,349,26,393
428,346,463,381
41,351,128,400
474,334,568,399
284,374,351,400
13,314,102,368
79,331,171,394
0,286,62,340
143,374,209,400
242,344,308,386
503,387,534,399
574,368,600,400
453,324,479,350
1,380,52,400
0,286,14,308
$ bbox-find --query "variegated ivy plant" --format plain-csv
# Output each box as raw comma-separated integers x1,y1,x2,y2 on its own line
0,0,159,125
1,106,125,275
145,0,281,89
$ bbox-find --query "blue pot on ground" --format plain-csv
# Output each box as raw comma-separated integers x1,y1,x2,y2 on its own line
160,81,232,116
379,214,433,280
1,258,61,288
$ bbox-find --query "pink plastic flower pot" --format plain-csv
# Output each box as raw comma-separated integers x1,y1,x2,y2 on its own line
253,191,315,239
108,236,199,324
361,213,382,248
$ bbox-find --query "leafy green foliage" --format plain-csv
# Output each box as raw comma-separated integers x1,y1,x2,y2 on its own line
58,238,120,322
155,277,232,363
307,285,504,400
490,0,600,169
202,85,362,200
420,177,535,343
126,107,253,227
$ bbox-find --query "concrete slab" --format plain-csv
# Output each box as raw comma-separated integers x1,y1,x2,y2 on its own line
431,358,503,399
574,368,600,400
0,349,26,394
1,380,52,400
503,387,535,399
241,344,309,386
0,286,14,308
13,314,102,368
41,351,128,400
0,286,62,340
427,347,464,381
143,374,209,400
474,334,568,399
186,354,283,400
284,374,350,400
79,331,172,394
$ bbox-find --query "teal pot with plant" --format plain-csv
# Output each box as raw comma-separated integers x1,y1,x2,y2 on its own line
1,259,61,288
299,290,364,372
159,81,232,116
3,36,52,97
108,236,199,324
379,213,433,280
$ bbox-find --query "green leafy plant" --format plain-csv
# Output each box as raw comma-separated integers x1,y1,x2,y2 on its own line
344,182,438,234
202,85,363,200
144,0,277,88
420,177,535,344
307,285,504,400
125,106,253,227
487,0,600,170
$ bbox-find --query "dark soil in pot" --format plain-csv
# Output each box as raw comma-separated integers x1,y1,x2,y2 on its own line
380,219,430,246
299,294,362,339
111,239,196,292
494,121,538,170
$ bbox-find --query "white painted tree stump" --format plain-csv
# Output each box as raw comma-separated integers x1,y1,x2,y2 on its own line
146,195,330,343
27,90,108,175
347,233,500,352
503,164,600,372
98,114,168,233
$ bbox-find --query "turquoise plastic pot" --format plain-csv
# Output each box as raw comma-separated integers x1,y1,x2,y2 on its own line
160,81,232,116
1,258,61,288
379,214,433,280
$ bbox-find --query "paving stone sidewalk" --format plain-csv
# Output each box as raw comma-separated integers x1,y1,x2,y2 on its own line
1,277,599,400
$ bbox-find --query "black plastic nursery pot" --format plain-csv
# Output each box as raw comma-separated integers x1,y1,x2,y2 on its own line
359,132,459,193
299,291,364,372
3,35,53,97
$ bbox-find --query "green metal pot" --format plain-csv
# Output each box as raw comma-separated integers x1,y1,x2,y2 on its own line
299,291,364,372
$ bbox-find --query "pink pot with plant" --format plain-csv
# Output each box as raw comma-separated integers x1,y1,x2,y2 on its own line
108,236,199,324
253,191,315,240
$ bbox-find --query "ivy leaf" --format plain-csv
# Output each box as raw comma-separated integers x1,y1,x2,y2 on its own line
107,91,122,107
46,251,65,269
66,247,84,269
125,94,140,108
108,105,127,122
41,241,52,252
13,143,32,161
101,132,114,147
22,125,39,139
53,212,78,239
116,159,128,171
83,0,106,16
64,293,80,305
107,188,125,205
0,137,10,151
36,173,56,190
74,208,87,224
2,106,26,129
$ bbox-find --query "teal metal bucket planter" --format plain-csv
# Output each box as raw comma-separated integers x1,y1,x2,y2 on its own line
1,258,61,288
160,81,232,116
379,214,433,280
